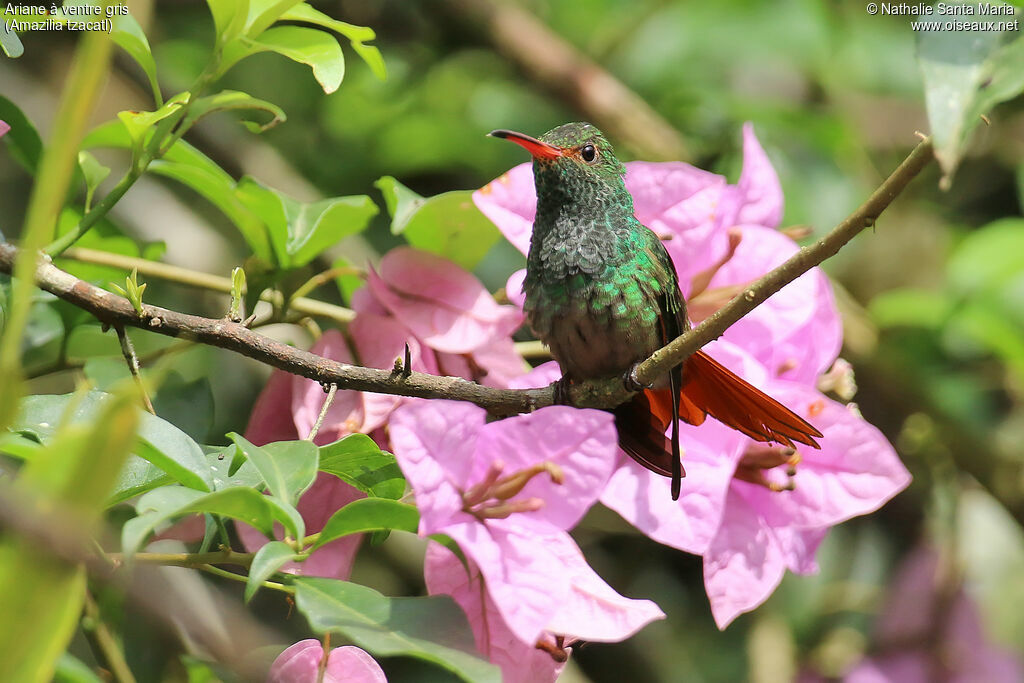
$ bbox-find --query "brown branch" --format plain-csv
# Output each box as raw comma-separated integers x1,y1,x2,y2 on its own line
443,0,689,161
0,139,933,415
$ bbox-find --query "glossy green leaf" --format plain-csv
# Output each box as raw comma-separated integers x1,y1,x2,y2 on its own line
0,95,42,172
221,27,345,94
293,578,500,683
280,3,386,79
77,150,110,211
376,177,500,270
110,12,161,106
0,431,43,460
312,498,418,550
244,0,304,38
918,25,1024,185
318,434,405,499
245,540,297,603
228,433,318,505
122,485,302,557
117,92,190,145
207,0,248,44
13,392,214,493
281,193,378,266
0,14,24,58
150,161,274,261
182,90,287,133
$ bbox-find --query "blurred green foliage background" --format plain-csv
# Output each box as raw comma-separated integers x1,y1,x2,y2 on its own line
2,0,1023,680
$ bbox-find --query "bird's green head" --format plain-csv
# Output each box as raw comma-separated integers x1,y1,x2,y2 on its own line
489,122,628,209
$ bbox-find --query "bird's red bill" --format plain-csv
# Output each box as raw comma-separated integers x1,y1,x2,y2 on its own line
489,129,564,160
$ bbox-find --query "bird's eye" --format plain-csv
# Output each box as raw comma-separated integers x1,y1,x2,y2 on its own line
580,144,597,163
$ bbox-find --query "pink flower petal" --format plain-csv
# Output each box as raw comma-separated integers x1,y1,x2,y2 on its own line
269,639,387,683
472,406,618,529
435,335,527,389
601,339,769,554
601,418,744,555
507,360,561,390
0,121,10,139
709,225,841,382
425,542,567,683
368,247,523,354
473,164,536,255
387,400,483,533
543,532,665,642
741,383,911,530
291,330,361,444
444,519,662,645
625,161,732,297
721,123,784,230
703,485,790,629
245,365,300,446
505,268,527,309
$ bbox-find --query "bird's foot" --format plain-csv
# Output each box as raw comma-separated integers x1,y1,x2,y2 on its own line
622,363,651,392
553,376,574,405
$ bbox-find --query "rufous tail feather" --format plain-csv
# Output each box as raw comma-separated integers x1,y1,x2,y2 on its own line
614,350,822,487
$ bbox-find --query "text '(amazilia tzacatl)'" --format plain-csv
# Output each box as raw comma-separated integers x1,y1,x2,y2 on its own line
490,123,822,500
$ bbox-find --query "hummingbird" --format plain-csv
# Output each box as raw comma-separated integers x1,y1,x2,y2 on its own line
490,122,822,500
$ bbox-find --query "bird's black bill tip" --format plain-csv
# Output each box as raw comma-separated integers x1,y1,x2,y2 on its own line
488,129,513,139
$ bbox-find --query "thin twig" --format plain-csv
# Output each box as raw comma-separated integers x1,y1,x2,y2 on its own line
0,139,934,416
82,591,138,683
196,564,294,594
63,247,356,324
307,383,338,441
115,325,155,414
443,0,689,160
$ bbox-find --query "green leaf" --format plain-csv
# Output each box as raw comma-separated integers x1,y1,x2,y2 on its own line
375,177,500,270
13,391,214,493
110,12,161,106
234,176,378,267
312,498,419,550
151,372,214,444
0,431,43,460
0,14,24,58
150,161,274,261
207,0,248,44
294,578,500,683
282,193,378,266
280,3,386,79
0,95,42,172
77,150,111,211
918,23,1024,185
117,91,190,145
123,485,303,557
227,433,318,505
234,176,289,263
318,434,405,499
244,0,304,38
245,540,297,603
182,90,287,133
221,26,345,94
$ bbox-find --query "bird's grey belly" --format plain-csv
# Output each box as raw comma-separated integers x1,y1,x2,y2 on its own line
538,309,661,380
